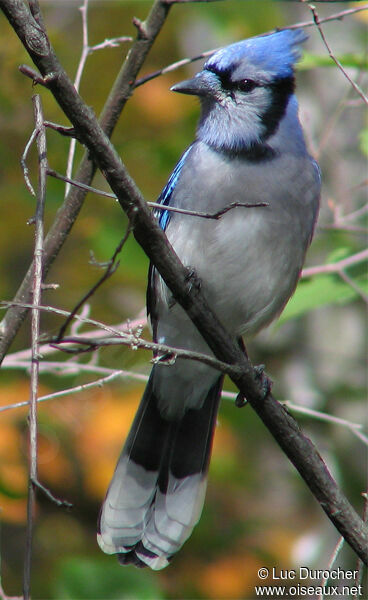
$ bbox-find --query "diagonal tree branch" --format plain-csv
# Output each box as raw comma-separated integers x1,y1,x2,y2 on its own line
0,0,172,365
0,0,367,571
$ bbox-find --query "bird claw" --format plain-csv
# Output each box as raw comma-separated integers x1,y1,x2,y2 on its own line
235,392,247,408
235,365,272,408
185,267,201,291
151,352,177,366
254,364,273,398
168,269,200,309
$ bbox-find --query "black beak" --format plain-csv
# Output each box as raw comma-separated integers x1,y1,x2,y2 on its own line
170,71,215,97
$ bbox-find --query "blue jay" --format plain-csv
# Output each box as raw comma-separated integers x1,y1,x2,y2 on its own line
98,29,320,570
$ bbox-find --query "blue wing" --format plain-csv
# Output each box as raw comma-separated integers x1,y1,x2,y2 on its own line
155,144,193,230
148,144,193,329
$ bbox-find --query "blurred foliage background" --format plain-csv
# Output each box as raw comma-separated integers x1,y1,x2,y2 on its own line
0,1,367,598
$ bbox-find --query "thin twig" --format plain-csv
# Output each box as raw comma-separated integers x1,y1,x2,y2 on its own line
309,3,368,105
55,222,132,341
64,1,132,197
343,203,368,223
48,168,268,219
302,249,368,278
65,0,89,198
0,301,140,338
23,94,47,600
31,478,72,508
0,300,234,375
0,0,173,366
1,0,366,367
318,536,345,600
1,0,368,565
90,36,132,52
0,369,148,413
135,5,368,87
221,392,367,442
20,127,39,197
2,360,146,380
1,315,146,363
135,49,220,87
338,270,368,304
283,401,364,433
2,367,366,449
48,335,234,373
351,428,368,446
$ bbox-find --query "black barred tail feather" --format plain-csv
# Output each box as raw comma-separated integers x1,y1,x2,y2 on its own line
97,369,223,570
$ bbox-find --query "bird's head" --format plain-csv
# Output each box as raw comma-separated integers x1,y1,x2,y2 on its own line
171,29,307,153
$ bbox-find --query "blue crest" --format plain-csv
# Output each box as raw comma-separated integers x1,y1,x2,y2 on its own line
205,29,307,80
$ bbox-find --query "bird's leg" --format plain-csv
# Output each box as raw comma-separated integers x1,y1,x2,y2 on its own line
185,267,202,292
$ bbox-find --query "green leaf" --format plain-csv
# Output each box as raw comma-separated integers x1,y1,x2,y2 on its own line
53,556,166,600
279,274,367,323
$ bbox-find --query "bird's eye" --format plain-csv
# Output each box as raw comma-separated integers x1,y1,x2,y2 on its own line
236,79,257,93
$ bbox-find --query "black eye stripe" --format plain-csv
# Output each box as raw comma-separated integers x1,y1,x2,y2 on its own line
205,67,259,94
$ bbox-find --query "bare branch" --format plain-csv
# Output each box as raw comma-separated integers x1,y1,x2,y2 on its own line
20,127,39,197
1,0,367,569
342,203,368,224
1,300,234,374
135,5,368,87
47,334,236,374
0,0,173,365
308,3,368,105
0,301,140,338
19,63,48,86
318,537,345,600
63,0,132,195
65,0,89,197
284,402,367,444
221,391,367,443
55,223,132,341
338,270,368,304
3,365,367,448
302,249,368,278
23,93,47,600
1,0,367,565
31,479,72,509
90,36,132,52
2,315,146,364
0,369,148,413
2,360,147,381
48,168,268,219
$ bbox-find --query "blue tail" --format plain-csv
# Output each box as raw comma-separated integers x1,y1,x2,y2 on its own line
98,368,223,569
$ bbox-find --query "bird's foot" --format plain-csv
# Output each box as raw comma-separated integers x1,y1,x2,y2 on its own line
151,352,177,366
254,364,273,398
235,365,272,408
235,392,247,408
185,267,201,291
168,268,201,309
